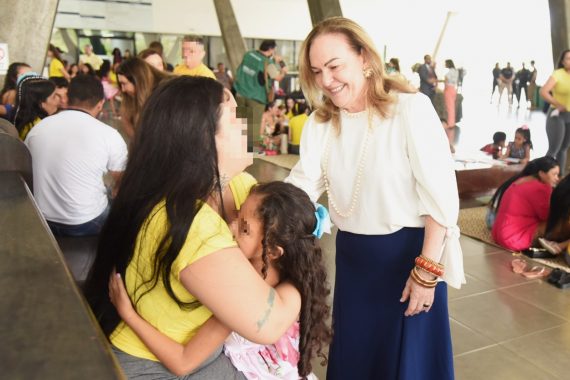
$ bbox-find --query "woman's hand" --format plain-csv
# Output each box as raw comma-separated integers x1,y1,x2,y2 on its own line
109,271,137,321
400,276,435,316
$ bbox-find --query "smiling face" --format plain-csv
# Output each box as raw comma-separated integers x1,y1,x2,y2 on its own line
309,33,367,112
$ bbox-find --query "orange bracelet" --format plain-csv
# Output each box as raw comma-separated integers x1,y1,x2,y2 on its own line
415,256,445,277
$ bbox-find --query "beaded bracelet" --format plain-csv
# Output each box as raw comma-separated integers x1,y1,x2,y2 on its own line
415,255,445,277
410,267,438,288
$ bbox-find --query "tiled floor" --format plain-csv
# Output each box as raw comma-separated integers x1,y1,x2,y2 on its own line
247,158,570,380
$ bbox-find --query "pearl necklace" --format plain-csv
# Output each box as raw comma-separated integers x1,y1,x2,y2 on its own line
322,111,372,218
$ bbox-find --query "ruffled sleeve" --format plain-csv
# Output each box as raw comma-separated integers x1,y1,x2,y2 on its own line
284,114,327,202
402,93,465,289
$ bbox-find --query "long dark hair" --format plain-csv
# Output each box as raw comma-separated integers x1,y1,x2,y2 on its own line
1,62,31,100
250,182,332,379
515,126,533,149
83,76,226,336
490,156,559,213
13,76,55,133
557,49,570,69
546,174,570,239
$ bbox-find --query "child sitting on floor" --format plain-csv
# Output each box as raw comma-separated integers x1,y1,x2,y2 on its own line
109,181,332,379
480,131,506,159
501,126,532,164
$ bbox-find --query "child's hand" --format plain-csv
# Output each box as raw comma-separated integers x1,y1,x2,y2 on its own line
109,270,136,321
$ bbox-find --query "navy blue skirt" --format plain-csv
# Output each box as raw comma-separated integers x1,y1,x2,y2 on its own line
327,228,454,380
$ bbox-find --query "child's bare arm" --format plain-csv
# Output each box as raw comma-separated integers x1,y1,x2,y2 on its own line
109,272,231,376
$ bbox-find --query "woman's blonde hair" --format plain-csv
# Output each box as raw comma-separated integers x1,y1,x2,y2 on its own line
116,57,172,129
299,17,415,131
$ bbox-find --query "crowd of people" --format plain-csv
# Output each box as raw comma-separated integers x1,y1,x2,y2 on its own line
4,13,570,380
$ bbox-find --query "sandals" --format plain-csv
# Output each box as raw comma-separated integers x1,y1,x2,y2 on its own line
511,258,528,274
511,259,551,279
521,266,551,279
538,238,562,255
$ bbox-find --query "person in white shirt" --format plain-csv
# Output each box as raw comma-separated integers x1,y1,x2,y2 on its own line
25,75,128,236
285,17,464,380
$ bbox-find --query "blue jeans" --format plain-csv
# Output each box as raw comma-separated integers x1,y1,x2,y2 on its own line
47,205,110,237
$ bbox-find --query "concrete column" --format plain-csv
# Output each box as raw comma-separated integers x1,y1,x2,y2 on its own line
213,0,247,75
0,0,59,80
60,29,79,63
307,0,343,27
548,0,570,65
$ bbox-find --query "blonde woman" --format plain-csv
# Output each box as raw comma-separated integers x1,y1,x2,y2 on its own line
285,17,464,379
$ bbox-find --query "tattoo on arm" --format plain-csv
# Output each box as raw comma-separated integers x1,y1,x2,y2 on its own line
256,288,276,332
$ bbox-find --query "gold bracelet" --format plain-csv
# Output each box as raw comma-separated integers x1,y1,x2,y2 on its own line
410,267,437,288
417,266,439,281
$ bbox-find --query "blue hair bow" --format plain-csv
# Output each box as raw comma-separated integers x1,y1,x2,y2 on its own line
312,203,331,239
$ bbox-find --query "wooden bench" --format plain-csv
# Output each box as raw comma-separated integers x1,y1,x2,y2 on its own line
455,162,523,199
0,172,123,378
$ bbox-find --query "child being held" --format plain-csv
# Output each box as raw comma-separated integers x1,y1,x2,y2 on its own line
109,181,332,379
481,131,506,159
501,126,532,164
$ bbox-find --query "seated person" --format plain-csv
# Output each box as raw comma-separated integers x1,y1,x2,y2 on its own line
491,156,560,251
25,75,128,236
288,102,310,155
13,74,59,140
501,126,532,164
480,131,506,159
539,174,570,254
49,76,69,110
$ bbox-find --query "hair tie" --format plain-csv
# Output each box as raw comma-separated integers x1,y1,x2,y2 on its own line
312,203,331,239
16,72,42,86
521,125,529,130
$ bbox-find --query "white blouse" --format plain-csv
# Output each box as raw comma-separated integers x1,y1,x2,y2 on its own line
285,92,465,288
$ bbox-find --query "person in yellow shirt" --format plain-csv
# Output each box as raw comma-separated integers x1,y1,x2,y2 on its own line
541,49,570,176
83,76,301,378
173,35,216,79
47,44,70,81
288,102,310,155
79,44,104,71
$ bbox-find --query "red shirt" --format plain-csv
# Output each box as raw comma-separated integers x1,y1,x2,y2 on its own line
492,179,552,251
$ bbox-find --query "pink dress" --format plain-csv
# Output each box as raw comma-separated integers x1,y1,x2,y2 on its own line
223,322,317,380
492,179,552,251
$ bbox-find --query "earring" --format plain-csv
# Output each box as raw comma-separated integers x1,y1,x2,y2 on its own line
363,68,373,78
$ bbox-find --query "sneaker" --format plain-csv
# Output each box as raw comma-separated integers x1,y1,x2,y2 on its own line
538,238,562,255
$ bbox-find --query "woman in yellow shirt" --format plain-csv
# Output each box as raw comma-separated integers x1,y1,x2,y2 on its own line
84,76,301,378
47,44,70,81
541,49,570,176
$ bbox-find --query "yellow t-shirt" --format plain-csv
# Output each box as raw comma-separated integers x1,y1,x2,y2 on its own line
110,172,256,361
173,63,216,79
288,113,308,146
20,117,41,141
552,68,570,110
49,59,65,78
